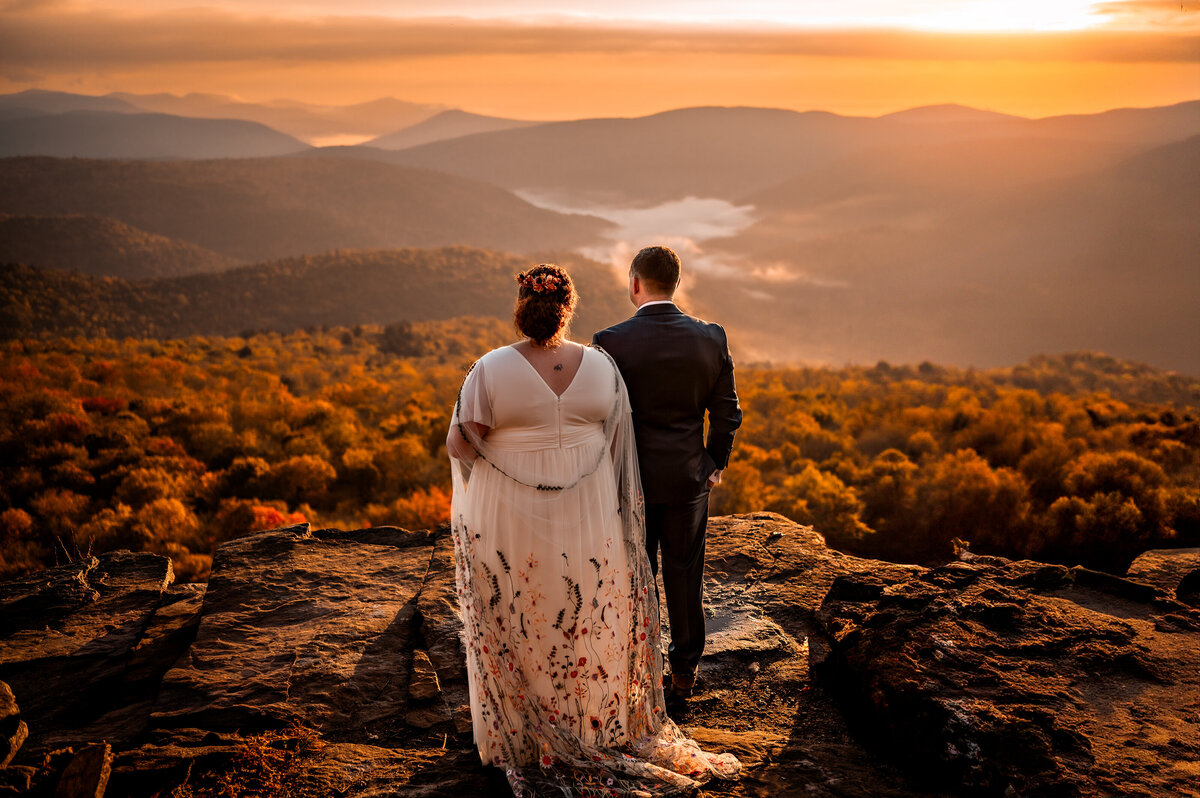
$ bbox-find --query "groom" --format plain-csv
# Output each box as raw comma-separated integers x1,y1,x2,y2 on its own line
593,245,742,698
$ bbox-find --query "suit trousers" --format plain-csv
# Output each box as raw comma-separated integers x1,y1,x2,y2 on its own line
644,490,709,677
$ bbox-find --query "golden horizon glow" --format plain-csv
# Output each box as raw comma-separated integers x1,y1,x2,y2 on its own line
1,1,1197,122
871,0,1105,32
51,0,1189,33
455,1,1112,33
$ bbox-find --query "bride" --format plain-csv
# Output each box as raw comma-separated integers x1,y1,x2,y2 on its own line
446,264,741,796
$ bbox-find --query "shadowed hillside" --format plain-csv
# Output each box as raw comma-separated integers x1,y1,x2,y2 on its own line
0,157,611,261
0,247,628,341
0,215,236,279
696,134,1200,374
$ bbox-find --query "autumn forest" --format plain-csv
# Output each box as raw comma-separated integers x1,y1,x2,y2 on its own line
2,323,1196,583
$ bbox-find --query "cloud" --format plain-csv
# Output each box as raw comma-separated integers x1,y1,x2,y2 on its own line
1093,0,1200,28
0,0,69,11
1,66,42,83
1,7,1197,72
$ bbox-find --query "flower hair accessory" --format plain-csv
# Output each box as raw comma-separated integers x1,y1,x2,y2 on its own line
517,270,565,294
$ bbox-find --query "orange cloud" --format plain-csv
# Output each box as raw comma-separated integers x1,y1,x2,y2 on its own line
1,6,1197,118
2,8,1198,67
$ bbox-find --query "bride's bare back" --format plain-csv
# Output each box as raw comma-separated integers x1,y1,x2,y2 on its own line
510,339,586,397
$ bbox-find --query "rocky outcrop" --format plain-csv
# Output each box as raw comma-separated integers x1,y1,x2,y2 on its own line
814,556,1200,797
1127,547,1200,607
0,682,26,769
0,514,1197,797
54,742,112,798
0,551,173,754
152,523,435,734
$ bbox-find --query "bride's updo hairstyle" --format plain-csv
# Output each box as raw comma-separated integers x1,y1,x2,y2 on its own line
514,264,578,346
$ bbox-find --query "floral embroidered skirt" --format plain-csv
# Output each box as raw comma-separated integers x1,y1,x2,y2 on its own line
458,437,637,766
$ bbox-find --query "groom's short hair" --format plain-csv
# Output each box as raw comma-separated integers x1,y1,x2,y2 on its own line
631,246,681,295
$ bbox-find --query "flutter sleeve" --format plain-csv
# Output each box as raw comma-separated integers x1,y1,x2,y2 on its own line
447,358,493,467
453,358,493,428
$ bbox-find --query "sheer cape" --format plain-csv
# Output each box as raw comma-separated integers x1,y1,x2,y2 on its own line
448,345,741,796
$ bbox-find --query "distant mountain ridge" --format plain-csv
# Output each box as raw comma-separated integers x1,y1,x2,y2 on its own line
365,110,540,150
0,89,140,117
106,92,446,143
3,90,1197,180
0,90,447,143
0,111,307,159
0,156,610,262
879,104,1025,125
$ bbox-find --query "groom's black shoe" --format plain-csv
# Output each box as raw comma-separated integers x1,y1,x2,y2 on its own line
664,670,697,700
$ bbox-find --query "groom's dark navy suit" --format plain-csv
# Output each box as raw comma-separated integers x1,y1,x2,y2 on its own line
593,302,741,677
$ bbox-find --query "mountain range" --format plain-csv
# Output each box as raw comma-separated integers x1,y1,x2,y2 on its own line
1,89,1197,372
374,101,1200,204
0,90,445,144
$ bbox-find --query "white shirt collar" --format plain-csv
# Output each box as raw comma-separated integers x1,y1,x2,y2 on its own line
639,300,676,309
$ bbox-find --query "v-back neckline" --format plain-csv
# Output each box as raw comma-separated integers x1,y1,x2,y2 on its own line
509,344,587,399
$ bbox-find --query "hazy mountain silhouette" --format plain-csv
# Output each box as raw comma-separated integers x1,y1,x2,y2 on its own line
0,214,236,279
0,89,139,118
0,247,628,341
0,157,611,261
883,100,1200,158
107,92,446,143
365,110,540,150
369,102,1200,205
1033,100,1200,145
878,104,1025,125
0,111,307,159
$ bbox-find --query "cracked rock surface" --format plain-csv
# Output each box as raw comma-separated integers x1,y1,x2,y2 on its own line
1,513,1197,797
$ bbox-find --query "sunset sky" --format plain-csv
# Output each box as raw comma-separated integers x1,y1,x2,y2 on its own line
2,0,1197,119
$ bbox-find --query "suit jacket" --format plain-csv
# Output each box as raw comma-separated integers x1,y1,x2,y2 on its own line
593,303,742,504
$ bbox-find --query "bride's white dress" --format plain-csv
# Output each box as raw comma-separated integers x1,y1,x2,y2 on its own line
449,344,740,797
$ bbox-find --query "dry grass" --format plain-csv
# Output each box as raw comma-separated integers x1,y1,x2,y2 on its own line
168,724,326,798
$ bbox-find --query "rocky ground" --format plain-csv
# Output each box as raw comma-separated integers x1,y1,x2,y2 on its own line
1,514,1197,797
